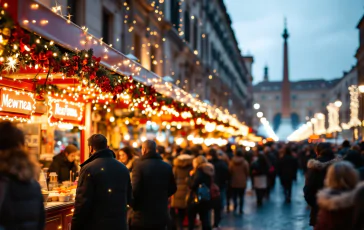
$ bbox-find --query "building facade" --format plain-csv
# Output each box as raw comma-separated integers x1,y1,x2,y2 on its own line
36,0,253,124
253,67,357,133
253,70,340,131
328,66,358,125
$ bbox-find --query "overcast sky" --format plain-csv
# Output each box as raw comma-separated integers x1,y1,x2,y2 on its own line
225,0,364,84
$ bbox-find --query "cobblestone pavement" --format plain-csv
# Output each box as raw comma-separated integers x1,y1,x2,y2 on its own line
220,173,311,230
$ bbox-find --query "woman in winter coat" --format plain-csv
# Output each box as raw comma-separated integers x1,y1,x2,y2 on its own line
315,161,360,230
304,142,341,226
277,146,298,203
171,152,194,230
0,121,45,230
187,155,213,230
49,144,78,183
229,149,249,214
251,153,270,206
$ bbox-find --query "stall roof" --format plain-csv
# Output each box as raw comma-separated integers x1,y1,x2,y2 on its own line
6,0,246,131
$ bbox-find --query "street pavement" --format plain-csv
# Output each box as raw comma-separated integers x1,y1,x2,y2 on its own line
220,173,311,230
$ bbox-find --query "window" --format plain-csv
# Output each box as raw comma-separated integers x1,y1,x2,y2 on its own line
291,95,297,100
67,0,79,24
261,95,266,100
308,110,313,117
102,8,113,45
308,101,312,106
193,20,198,50
184,11,190,43
170,0,179,30
322,102,326,107
133,33,141,60
321,94,326,98
276,95,280,100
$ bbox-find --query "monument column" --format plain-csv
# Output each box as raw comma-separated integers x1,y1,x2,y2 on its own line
276,18,294,140
282,19,290,118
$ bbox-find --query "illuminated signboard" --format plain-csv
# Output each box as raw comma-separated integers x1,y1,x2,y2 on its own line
50,99,83,121
0,88,34,115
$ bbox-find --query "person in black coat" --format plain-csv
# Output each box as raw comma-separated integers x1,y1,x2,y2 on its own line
0,121,45,230
49,144,78,183
277,146,298,203
72,134,132,230
207,148,228,228
303,142,341,227
130,140,177,230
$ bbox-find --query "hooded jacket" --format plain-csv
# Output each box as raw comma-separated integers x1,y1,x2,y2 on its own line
315,184,364,230
71,149,132,230
303,155,341,226
229,156,249,188
48,152,78,183
0,148,45,230
130,151,177,228
171,154,193,209
188,163,214,202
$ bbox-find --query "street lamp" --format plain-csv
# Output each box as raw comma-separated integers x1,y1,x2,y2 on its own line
257,112,263,118
334,100,342,108
254,103,260,110
359,85,364,93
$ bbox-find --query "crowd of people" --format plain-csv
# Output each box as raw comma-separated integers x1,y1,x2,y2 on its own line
2,119,364,230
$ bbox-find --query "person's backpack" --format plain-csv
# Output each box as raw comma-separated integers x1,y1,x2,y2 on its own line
197,184,211,202
210,177,220,200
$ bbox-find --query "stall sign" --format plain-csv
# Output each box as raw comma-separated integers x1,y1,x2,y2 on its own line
51,101,81,121
0,89,34,115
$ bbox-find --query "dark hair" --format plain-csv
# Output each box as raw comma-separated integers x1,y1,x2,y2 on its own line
284,146,292,156
88,134,107,151
0,121,25,150
63,144,78,155
316,143,331,156
157,145,166,154
236,149,244,157
342,140,351,148
183,149,192,155
344,150,363,169
208,148,218,159
120,146,135,161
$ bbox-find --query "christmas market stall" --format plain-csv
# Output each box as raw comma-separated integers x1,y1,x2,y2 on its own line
0,0,250,229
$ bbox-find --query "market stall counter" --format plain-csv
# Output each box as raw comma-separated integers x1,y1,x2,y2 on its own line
45,202,74,230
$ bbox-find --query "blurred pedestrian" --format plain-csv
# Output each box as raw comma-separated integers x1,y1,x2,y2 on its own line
48,144,78,183
229,149,249,214
130,140,177,230
72,134,132,230
303,142,341,227
170,150,194,230
338,140,351,156
277,146,298,203
315,162,359,230
0,121,45,230
264,146,277,198
251,153,270,206
207,148,229,228
187,156,213,230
